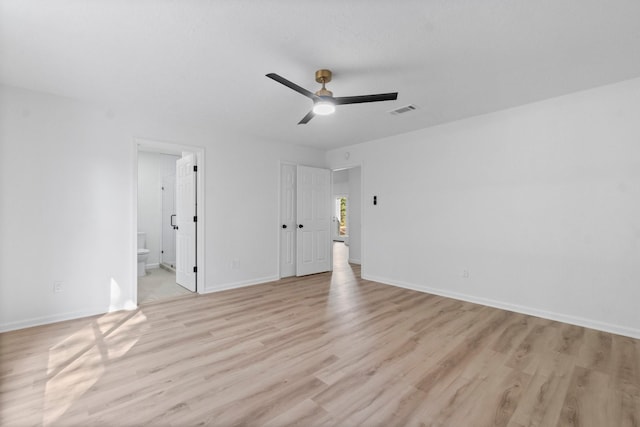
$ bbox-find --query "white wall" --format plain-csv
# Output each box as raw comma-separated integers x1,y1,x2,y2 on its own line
332,169,349,196
0,84,326,331
347,167,362,264
327,77,640,338
4,77,639,337
137,151,179,267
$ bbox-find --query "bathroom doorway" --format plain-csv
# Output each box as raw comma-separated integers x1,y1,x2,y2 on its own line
134,138,205,305
137,151,185,304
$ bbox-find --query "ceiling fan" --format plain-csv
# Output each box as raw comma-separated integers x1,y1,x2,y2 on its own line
266,69,398,124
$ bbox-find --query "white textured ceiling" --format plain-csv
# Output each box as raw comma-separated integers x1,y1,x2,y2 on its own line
2,1,640,149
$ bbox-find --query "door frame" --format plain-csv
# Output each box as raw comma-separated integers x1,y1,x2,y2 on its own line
132,138,206,303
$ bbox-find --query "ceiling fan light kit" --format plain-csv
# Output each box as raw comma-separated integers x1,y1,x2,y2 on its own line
312,98,335,115
266,69,398,124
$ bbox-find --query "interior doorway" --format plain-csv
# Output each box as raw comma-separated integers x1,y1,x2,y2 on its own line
331,167,361,265
134,138,205,305
137,151,186,303
333,196,348,242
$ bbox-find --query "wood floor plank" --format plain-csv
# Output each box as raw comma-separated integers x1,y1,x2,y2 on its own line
445,366,531,427
509,370,572,427
576,328,613,374
557,366,612,427
610,335,640,399
262,398,337,427
1,246,639,426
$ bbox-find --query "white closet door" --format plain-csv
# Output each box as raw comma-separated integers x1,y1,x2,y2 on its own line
280,164,297,278
296,165,331,276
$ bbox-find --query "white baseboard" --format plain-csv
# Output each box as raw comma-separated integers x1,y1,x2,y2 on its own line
0,303,137,333
349,258,361,265
8,273,635,339
201,275,279,294
0,275,277,332
363,274,640,340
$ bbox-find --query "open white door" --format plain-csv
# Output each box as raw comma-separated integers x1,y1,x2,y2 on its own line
296,165,331,276
176,153,197,292
280,164,297,278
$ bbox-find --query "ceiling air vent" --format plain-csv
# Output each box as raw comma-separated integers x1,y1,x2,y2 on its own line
389,104,418,115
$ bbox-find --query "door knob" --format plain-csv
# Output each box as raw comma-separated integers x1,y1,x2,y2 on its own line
298,224,304,228
282,224,287,229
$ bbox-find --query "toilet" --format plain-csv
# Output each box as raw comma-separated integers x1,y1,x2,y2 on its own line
137,232,150,277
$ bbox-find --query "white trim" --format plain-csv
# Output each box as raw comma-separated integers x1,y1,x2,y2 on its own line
363,274,640,340
348,258,361,265
201,275,279,294
359,162,365,275
131,142,139,306
0,305,137,333
133,137,206,300
329,170,334,273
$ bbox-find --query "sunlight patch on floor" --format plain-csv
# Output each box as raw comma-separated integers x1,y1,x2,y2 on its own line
42,311,147,425
328,242,360,312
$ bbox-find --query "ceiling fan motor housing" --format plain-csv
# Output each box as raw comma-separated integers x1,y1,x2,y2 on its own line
315,69,332,83
314,69,333,97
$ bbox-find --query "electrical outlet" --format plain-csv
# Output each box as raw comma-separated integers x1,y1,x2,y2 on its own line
231,259,240,270
53,281,64,293
462,269,469,278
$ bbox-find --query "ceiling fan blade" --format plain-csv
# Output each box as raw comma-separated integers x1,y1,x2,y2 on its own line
298,110,315,125
334,92,398,105
266,73,318,100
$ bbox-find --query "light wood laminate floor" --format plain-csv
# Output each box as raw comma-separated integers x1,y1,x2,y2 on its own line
1,245,638,426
